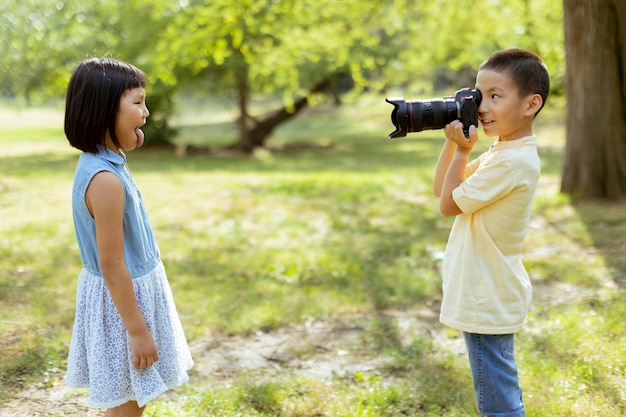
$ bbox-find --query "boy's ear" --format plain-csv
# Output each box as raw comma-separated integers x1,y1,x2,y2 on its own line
524,93,543,117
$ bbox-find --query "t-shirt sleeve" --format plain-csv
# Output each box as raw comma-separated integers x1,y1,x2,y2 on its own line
453,158,515,214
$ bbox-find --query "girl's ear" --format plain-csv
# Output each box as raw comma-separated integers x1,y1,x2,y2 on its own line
525,94,543,117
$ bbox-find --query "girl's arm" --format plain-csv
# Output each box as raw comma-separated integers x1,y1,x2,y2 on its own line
86,171,158,369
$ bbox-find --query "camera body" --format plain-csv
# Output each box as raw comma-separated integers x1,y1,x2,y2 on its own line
385,88,482,139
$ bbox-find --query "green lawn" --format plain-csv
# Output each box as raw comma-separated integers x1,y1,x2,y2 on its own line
0,95,624,416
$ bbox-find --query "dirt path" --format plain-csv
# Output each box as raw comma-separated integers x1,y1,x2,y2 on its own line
1,307,463,416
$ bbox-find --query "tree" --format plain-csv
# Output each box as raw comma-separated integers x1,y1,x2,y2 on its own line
158,0,399,152
157,0,566,152
561,0,626,200
1,0,566,152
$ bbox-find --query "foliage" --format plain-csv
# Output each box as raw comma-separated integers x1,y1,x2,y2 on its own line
0,0,180,142
1,0,565,147
155,0,565,148
378,0,564,92
160,0,404,93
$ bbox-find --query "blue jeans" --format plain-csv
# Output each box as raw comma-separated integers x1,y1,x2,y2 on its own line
463,332,525,417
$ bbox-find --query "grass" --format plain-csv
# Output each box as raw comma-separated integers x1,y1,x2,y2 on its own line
0,94,625,415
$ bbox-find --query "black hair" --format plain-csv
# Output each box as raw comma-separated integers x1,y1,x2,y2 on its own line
479,48,550,116
64,57,146,153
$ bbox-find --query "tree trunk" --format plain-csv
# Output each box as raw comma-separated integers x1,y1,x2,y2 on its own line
561,0,626,200
232,75,343,153
233,48,254,153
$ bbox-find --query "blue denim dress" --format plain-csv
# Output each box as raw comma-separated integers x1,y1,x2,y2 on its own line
65,146,193,408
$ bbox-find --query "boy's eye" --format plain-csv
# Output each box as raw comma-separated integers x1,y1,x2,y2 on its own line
491,94,500,99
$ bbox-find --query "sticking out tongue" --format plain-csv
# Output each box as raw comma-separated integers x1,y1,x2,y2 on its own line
135,128,145,148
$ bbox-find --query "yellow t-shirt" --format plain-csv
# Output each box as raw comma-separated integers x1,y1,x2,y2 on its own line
440,135,540,334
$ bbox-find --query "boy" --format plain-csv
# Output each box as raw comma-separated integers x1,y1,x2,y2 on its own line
432,48,550,416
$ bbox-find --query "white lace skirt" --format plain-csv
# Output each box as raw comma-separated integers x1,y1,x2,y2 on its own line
65,261,193,408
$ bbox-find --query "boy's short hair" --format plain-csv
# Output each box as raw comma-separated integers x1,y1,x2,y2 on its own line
65,57,146,153
479,48,550,116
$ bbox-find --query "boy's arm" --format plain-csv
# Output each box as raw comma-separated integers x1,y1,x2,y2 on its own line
433,139,457,197
439,147,472,216
437,122,478,216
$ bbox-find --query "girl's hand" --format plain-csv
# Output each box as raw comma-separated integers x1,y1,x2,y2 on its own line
444,120,478,149
130,330,159,369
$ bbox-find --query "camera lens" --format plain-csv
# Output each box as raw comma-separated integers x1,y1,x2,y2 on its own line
408,99,458,132
386,97,458,139
386,88,481,139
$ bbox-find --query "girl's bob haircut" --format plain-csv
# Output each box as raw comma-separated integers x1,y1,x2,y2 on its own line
65,57,146,153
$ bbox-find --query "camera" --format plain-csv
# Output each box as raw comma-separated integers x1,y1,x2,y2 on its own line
385,88,482,139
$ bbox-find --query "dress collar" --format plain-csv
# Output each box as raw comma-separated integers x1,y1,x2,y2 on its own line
95,145,126,165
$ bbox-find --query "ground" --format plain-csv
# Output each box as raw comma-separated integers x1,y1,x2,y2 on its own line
0,207,598,416
1,277,588,417
0,304,467,417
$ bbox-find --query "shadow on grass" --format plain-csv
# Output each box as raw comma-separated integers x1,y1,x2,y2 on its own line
0,151,78,177
573,200,626,284
151,129,444,175
523,196,626,413
165,213,446,335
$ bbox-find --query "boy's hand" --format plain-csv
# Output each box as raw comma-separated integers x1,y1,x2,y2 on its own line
130,330,159,369
444,120,478,149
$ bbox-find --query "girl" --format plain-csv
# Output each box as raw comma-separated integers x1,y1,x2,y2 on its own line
64,57,193,416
